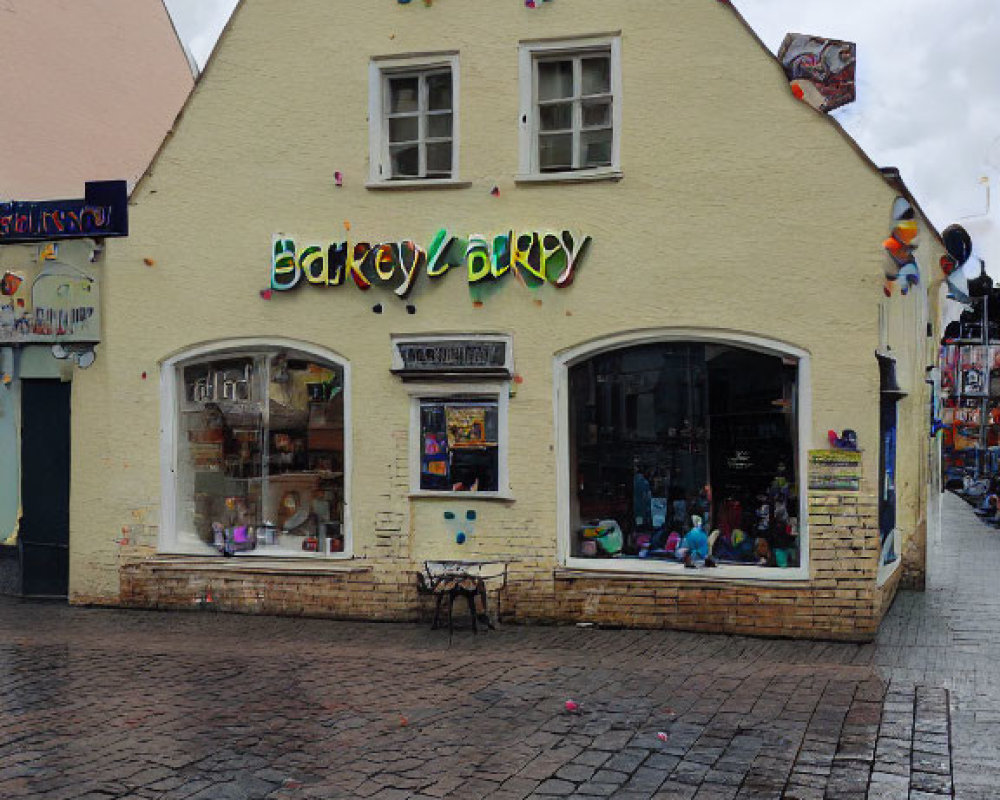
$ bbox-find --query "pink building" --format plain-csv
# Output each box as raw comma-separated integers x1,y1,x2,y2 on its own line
0,0,196,200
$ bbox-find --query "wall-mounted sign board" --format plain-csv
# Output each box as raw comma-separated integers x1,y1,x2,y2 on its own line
391,335,512,380
808,449,862,491
0,181,128,244
0,240,101,344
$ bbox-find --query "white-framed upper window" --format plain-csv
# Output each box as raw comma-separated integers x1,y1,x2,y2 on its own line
519,35,622,179
369,53,460,184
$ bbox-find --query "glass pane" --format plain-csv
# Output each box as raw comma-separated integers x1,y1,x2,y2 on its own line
420,400,500,492
581,129,613,167
568,342,799,566
538,59,573,101
420,403,450,491
176,353,346,557
539,133,573,171
582,100,612,128
581,56,611,95
389,76,419,113
427,113,452,138
539,102,572,132
426,141,453,175
390,144,419,178
264,357,346,555
427,72,452,111
388,115,419,143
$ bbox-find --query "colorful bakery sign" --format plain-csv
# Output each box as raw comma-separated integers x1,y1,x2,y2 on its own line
270,229,591,298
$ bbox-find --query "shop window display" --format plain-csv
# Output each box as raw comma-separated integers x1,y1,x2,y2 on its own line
418,399,499,492
175,350,345,556
569,343,800,568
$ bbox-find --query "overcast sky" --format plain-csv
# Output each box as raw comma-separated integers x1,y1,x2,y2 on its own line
164,0,1000,280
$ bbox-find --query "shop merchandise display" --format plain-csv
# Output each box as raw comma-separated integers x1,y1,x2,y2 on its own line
570,342,800,568
177,352,345,556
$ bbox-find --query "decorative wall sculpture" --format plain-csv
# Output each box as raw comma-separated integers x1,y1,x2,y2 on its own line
882,197,920,296
270,228,591,299
778,34,856,113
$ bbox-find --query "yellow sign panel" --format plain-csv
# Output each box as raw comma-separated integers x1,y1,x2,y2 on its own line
808,449,862,491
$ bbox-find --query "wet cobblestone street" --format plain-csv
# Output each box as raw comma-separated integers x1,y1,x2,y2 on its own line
0,492,995,799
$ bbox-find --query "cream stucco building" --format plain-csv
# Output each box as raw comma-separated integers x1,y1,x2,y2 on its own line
68,0,943,639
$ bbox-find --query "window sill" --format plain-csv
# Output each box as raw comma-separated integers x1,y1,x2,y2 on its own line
559,558,810,584
142,554,369,576
408,491,515,503
515,169,623,186
366,179,472,191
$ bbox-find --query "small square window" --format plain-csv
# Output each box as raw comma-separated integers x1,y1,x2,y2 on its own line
519,37,622,179
418,399,500,493
369,54,460,184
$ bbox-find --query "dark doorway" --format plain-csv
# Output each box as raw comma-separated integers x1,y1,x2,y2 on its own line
20,380,71,598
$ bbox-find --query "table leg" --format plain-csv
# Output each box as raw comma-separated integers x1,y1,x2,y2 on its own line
432,592,445,629
465,589,478,634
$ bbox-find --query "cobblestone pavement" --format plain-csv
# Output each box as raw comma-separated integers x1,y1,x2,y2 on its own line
0,492,994,800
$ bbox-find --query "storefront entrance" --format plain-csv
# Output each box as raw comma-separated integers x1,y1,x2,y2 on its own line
20,379,71,598
567,341,800,568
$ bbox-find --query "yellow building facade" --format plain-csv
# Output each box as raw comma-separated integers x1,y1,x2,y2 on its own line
70,0,943,640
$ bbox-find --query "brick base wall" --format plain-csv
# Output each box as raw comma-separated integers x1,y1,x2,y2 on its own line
105,490,891,641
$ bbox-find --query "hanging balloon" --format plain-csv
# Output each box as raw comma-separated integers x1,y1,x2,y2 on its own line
942,224,973,267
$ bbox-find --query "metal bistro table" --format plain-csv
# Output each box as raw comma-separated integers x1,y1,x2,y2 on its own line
422,559,511,634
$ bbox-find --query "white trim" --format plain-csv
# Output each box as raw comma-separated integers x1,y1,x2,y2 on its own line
368,52,460,185
553,328,812,582
515,169,623,185
159,337,353,560
407,380,511,498
518,35,622,178
365,179,472,191
877,541,902,587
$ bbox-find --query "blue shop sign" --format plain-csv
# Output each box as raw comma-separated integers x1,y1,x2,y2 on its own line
0,181,128,243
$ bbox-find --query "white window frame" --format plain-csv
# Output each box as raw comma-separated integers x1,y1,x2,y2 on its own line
554,329,812,582
368,52,463,188
518,34,623,182
407,382,511,500
159,338,353,559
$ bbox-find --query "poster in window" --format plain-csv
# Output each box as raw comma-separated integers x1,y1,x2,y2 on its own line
961,346,986,395
446,406,487,447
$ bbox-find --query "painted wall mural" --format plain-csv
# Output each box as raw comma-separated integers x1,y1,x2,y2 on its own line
882,197,920,296
270,229,591,299
0,240,101,344
778,34,857,113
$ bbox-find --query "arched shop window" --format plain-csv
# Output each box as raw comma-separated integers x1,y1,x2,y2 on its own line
163,343,349,557
566,340,802,570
